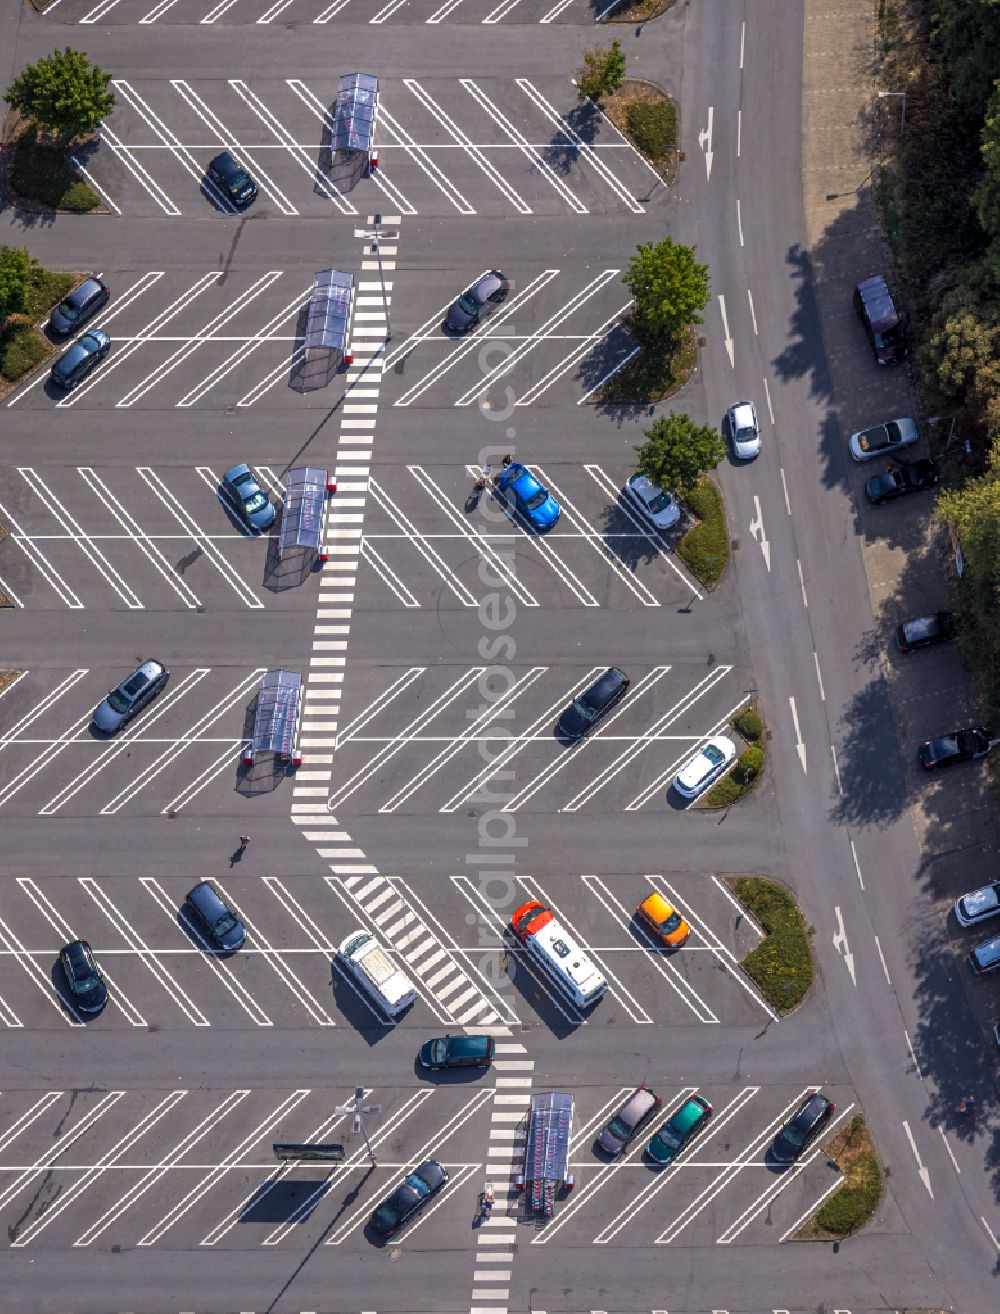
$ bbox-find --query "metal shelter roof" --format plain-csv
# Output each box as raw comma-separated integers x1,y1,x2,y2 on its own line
252,669,302,757
280,466,328,553
332,73,378,153
304,268,353,354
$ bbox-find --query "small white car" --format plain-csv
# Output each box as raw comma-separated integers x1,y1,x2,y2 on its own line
955,881,1000,929
625,474,681,530
674,736,737,800
726,401,761,460
848,416,918,462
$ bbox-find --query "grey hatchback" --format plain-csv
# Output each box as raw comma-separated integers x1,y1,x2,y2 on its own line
49,277,110,335
446,270,509,333
92,659,169,733
208,151,258,208
597,1085,661,1157
185,880,246,952
50,328,111,389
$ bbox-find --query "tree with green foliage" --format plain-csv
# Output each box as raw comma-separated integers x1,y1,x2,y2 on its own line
624,237,710,341
577,39,627,103
938,438,1000,688
4,47,115,141
933,0,1000,117
923,286,1000,437
634,412,726,493
0,245,33,322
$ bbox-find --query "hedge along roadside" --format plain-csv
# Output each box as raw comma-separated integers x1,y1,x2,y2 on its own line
726,876,815,1013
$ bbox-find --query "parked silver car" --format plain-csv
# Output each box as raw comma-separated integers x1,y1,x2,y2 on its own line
596,1085,661,1157
92,660,169,733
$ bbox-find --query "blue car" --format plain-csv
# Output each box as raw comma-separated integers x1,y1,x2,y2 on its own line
494,463,560,531
222,463,276,532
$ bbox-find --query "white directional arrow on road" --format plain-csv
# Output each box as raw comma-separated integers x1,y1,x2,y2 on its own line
717,294,735,368
832,905,856,985
788,696,807,773
698,105,714,180
749,495,770,571
903,1120,934,1197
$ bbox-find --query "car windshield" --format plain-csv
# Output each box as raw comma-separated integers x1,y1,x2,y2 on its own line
875,324,903,347
458,293,480,315
571,698,597,723
657,1123,684,1150
431,1039,448,1064
702,744,725,766
606,1115,630,1141
230,171,253,190
662,911,682,933
106,689,131,714
56,299,82,322
781,1119,810,1148
524,489,549,511
863,426,890,450
648,491,674,512
212,911,239,937
736,423,756,437
244,492,268,514
80,334,101,351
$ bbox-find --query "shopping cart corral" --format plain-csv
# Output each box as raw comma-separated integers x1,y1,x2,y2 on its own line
241,669,304,776
515,1091,575,1219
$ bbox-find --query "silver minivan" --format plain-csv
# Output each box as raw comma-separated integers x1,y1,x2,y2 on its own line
596,1085,662,1157
970,934,1000,975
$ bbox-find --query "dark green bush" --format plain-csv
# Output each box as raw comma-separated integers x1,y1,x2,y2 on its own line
625,100,677,161
1,323,50,381
60,181,100,212
9,131,100,211
737,745,765,781
677,478,728,588
734,709,763,741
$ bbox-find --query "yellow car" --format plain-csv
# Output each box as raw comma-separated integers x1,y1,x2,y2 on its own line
637,892,690,947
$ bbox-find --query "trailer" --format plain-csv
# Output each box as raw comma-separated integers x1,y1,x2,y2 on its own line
515,1091,574,1217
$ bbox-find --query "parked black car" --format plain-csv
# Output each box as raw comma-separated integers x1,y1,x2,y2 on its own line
59,939,108,1014
445,270,509,333
50,329,111,389
918,727,992,771
853,274,907,365
208,151,258,208
49,277,110,335
864,458,939,505
370,1160,448,1238
558,667,630,739
184,880,246,952
895,611,956,653
771,1091,835,1163
418,1034,495,1071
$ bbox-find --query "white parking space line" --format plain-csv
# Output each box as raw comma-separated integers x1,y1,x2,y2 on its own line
11,1091,189,1247
78,0,127,21
0,498,84,607
539,0,577,21
377,104,476,213
335,667,426,747
481,0,531,25
200,0,244,21
100,122,181,215
623,691,748,812
515,301,633,405
141,878,273,1026
163,736,249,813
140,0,184,20
0,710,95,812
0,1094,65,1153
68,153,122,213
584,464,701,598
568,1089,635,1152
383,268,491,370
99,668,267,814
136,1089,311,1246
0,915,80,1024
582,876,720,1023
312,0,354,18
370,0,409,23
503,665,674,812
361,539,421,606
425,0,469,22
15,468,144,608
453,270,621,407
76,468,202,607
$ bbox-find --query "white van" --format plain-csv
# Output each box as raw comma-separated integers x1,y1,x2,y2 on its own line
510,901,607,1009
338,930,416,1017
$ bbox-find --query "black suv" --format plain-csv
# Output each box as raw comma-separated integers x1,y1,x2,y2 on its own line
854,274,907,365
918,726,992,771
772,1091,834,1163
207,151,258,208
558,667,630,739
49,277,110,335
184,881,246,952
895,611,956,653
864,458,938,505
446,270,509,333
59,939,108,1014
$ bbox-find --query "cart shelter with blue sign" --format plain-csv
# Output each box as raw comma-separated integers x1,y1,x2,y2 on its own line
279,466,329,562
333,73,380,170
243,669,303,767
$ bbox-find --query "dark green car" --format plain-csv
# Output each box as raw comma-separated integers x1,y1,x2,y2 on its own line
646,1094,713,1164
418,1034,495,1071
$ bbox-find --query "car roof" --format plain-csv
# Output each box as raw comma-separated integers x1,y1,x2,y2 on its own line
56,341,90,370
619,1087,658,1122
901,614,942,640
794,1093,830,1122
639,892,673,924
856,274,899,331
187,880,226,915
670,1096,708,1131
446,1035,491,1057
475,273,505,298
66,278,103,304
511,467,543,495
588,667,627,700
730,401,756,427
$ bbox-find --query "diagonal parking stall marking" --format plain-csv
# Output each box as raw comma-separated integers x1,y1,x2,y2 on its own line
237,347,308,407
334,666,427,748
77,468,201,607
111,80,237,212
161,737,249,812
516,80,644,212
283,79,415,215
15,469,144,609
0,916,64,1024
374,105,475,214
176,286,311,407
625,692,750,812
256,0,298,20
141,877,272,1025
136,1089,312,1246
396,1163,480,1241
200,0,244,20
370,0,409,22
73,1089,252,1246
502,665,674,812
312,0,354,18
0,498,84,607
717,1102,856,1244
481,0,534,24
379,667,549,812
593,1086,760,1244
653,1087,820,1245
361,540,421,607
0,1093,65,1152
649,876,777,1021
515,301,634,406
407,467,538,605
459,80,588,212
116,271,284,407
565,665,734,812
582,875,720,1023
39,669,209,814
140,0,184,20
327,667,486,808
453,270,622,407
0,670,89,756
527,465,657,606
425,0,470,22
382,266,491,371
211,877,335,1025
57,272,222,409
367,483,475,604
78,878,210,1025
99,122,181,215
568,1088,636,1153
324,1089,493,1244
440,667,603,813
585,463,701,598
134,468,263,605
538,0,577,21
99,667,268,814
393,269,560,406
169,81,299,214
472,466,599,607
517,876,652,1023
16,878,147,1025
0,711,96,813
79,0,127,20
11,1091,189,1248
227,82,357,213
534,1086,697,1245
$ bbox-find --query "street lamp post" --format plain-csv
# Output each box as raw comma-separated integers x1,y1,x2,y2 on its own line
928,415,957,452
335,1086,382,1166
877,90,906,130
353,213,396,342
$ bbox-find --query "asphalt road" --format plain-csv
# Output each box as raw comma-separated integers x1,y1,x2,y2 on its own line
0,0,997,1311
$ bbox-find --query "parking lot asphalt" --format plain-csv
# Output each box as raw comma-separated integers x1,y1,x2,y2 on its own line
1,0,999,1311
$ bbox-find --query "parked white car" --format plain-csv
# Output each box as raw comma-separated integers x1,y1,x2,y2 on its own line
955,881,1000,928
674,736,737,800
848,416,918,462
625,474,681,530
726,401,761,459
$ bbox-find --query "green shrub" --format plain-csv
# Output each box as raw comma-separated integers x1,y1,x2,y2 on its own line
732,877,814,1012
737,745,765,781
677,478,729,588
702,773,742,807
9,131,99,211
625,100,677,162
734,709,763,741
599,324,696,405
1,322,50,382
60,181,100,212
814,1116,883,1236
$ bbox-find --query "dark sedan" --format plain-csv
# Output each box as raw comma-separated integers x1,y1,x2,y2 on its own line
370,1160,448,1238
418,1034,494,1071
772,1092,835,1163
59,939,108,1014
49,277,110,335
895,610,956,653
222,463,276,532
208,151,258,208
558,667,629,739
184,880,246,952
864,458,939,505
445,270,509,333
918,726,992,771
50,329,111,390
